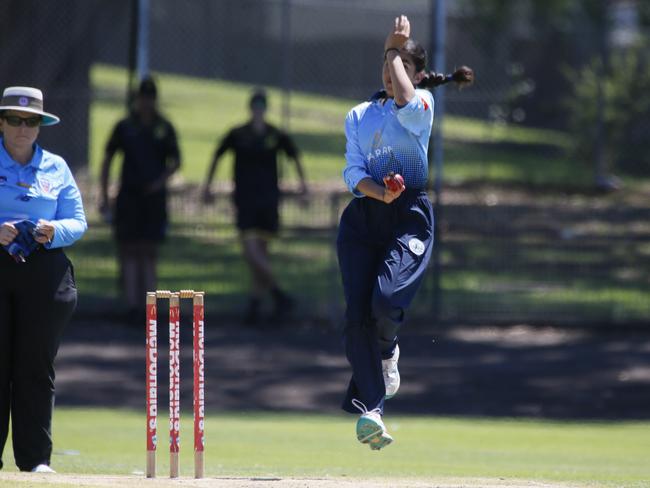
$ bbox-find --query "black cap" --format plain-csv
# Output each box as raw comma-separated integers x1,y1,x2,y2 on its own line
249,89,267,109
138,76,157,99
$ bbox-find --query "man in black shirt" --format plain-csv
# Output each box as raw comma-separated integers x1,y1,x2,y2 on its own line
202,90,307,324
99,77,181,322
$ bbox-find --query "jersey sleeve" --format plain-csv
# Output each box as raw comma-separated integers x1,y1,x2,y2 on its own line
46,163,87,249
164,121,181,161
214,130,234,158
343,108,371,198
393,89,434,136
105,120,123,154
279,131,299,159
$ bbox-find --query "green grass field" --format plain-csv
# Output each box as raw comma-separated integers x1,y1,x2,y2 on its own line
1,408,649,487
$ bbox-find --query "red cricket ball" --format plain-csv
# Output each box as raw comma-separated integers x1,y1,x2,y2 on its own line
385,173,405,192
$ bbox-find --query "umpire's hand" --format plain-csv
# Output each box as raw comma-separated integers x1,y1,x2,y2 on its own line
0,222,18,246
34,220,55,244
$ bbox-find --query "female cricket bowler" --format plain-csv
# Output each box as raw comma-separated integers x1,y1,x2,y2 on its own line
0,87,86,472
337,15,472,449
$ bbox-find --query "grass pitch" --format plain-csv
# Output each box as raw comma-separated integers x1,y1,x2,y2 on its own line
1,408,649,487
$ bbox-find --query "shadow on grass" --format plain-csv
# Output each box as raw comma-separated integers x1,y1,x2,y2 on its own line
56,319,650,420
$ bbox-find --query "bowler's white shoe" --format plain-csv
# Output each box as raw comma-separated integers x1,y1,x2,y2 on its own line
382,344,400,399
31,464,56,473
351,399,394,451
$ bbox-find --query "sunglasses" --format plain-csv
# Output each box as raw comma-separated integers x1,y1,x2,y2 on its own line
2,115,42,128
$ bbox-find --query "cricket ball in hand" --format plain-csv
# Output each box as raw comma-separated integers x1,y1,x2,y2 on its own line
385,173,405,192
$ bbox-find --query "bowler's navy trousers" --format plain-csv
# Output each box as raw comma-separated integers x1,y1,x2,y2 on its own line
337,189,433,414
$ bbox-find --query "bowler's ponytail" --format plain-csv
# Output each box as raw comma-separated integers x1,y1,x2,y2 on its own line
400,39,474,91
417,66,474,90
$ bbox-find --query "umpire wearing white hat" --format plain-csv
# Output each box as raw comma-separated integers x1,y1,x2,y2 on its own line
0,86,87,473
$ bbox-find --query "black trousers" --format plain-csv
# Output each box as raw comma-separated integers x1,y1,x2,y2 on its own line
0,248,77,471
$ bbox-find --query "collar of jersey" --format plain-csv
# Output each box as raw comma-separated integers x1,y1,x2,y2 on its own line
0,137,43,170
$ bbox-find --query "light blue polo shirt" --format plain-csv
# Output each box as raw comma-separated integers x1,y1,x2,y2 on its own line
0,137,87,248
343,88,434,197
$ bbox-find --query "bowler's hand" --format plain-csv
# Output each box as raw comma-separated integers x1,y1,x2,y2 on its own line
382,175,405,204
0,222,18,246
34,219,55,244
385,14,410,51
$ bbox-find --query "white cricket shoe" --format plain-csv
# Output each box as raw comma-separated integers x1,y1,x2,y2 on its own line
382,344,400,399
31,464,56,473
351,399,393,451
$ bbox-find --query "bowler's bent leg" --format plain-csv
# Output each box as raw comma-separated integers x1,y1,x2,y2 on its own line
372,196,434,358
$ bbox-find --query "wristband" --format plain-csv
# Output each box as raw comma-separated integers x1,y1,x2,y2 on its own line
384,48,401,59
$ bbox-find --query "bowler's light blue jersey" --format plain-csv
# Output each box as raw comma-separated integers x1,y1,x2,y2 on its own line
343,88,434,197
0,138,87,248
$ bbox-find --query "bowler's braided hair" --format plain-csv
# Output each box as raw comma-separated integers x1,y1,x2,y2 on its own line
402,39,474,90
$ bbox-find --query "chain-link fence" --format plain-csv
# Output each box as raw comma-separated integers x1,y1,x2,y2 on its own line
70,183,649,327
2,0,649,326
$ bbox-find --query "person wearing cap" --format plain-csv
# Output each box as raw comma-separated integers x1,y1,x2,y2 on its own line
99,76,181,324
202,89,308,325
0,86,87,473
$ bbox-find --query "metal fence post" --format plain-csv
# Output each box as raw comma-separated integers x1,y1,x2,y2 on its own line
137,0,150,80
279,0,293,180
127,0,138,107
329,193,341,329
594,0,610,189
281,0,292,130
430,0,447,324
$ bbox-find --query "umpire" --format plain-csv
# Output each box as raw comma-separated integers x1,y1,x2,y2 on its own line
0,86,87,472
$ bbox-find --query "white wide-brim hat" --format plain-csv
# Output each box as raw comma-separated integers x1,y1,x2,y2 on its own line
0,86,60,126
